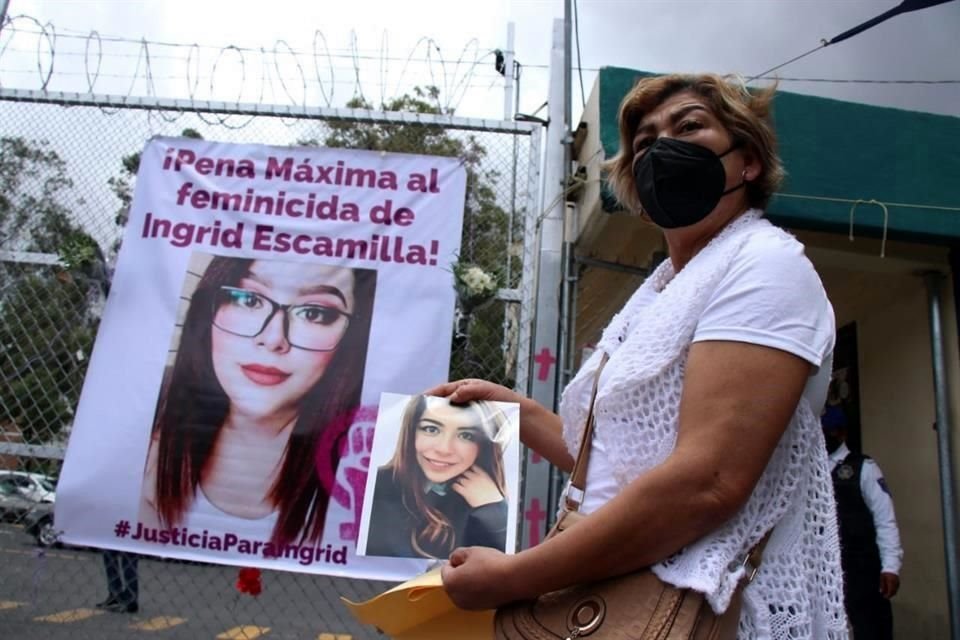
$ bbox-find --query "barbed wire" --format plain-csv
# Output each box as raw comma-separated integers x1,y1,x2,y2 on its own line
6,23,487,66
5,12,950,134
0,66,507,86
0,15,507,118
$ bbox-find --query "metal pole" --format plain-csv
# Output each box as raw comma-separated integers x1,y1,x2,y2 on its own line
503,23,515,121
563,0,573,151
523,19,566,546
516,124,542,400
924,271,960,640
557,0,573,400
0,0,11,34
546,0,576,521
541,0,576,528
560,202,578,385
504,22,518,290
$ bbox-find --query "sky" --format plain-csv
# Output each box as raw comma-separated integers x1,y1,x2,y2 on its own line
1,0,958,121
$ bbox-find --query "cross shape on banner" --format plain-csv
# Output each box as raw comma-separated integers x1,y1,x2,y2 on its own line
533,347,556,382
524,498,548,548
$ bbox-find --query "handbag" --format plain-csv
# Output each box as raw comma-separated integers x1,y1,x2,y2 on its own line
495,353,769,640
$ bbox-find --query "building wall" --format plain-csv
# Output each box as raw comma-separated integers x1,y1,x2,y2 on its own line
573,80,604,247
813,242,958,638
570,77,665,363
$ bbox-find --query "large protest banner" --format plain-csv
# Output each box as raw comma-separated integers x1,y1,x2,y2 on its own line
56,137,467,580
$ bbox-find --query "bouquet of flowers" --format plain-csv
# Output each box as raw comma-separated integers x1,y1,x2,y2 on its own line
452,261,500,314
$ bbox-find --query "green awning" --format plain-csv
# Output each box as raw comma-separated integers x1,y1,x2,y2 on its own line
596,66,960,244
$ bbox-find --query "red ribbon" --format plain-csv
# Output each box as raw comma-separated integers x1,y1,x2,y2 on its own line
235,567,262,596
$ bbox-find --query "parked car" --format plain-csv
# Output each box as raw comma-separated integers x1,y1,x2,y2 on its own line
1,476,58,545
0,479,37,524
23,501,57,546
0,471,56,503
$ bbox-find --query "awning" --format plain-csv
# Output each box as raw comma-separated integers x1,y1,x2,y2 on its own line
595,66,960,245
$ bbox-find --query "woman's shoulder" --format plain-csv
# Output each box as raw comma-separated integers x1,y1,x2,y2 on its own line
727,221,826,297
695,218,835,366
739,220,810,265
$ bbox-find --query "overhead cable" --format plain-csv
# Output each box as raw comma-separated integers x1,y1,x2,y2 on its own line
749,0,957,81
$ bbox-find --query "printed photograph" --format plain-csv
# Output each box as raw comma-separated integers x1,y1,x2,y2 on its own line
358,393,520,559
138,251,378,547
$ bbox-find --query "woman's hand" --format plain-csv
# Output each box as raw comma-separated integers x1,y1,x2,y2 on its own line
451,466,504,508
441,546,519,610
428,378,574,473
425,378,523,406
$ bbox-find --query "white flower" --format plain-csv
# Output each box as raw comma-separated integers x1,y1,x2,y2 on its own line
452,260,500,312
460,266,497,296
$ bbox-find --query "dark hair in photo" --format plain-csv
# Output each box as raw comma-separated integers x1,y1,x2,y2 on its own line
382,395,508,558
150,255,377,546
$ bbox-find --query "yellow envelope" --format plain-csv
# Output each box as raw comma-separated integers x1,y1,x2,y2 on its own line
341,567,494,640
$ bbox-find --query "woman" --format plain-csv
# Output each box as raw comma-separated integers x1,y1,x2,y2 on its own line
365,395,509,559
140,255,377,547
433,73,848,638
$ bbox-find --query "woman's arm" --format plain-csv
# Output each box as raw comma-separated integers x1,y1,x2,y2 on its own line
442,340,812,609
426,380,573,472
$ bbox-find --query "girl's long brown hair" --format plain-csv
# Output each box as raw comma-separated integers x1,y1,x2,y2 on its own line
151,256,376,546
382,396,508,558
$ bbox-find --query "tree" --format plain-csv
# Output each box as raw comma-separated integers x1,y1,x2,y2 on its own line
0,137,104,445
0,272,96,445
108,127,203,254
1,127,204,446
304,88,519,385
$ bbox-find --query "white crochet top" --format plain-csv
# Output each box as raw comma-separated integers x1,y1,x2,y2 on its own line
558,211,849,639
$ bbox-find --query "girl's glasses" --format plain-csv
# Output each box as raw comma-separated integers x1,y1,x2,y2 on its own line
211,286,352,352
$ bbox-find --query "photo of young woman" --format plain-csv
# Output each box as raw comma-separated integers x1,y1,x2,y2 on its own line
362,395,514,559
139,253,377,547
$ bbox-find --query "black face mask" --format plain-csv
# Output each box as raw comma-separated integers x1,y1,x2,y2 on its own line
633,137,745,229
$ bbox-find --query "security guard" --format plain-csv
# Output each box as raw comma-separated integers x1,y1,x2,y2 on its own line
823,405,903,640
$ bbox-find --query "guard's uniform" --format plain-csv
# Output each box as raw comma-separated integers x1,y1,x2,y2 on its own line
830,443,903,640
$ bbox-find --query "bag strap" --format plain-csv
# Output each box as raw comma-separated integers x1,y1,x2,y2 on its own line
563,352,609,512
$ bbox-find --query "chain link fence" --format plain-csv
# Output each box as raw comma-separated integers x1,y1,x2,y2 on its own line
0,89,542,639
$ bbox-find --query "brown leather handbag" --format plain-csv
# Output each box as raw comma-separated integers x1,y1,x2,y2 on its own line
495,354,768,640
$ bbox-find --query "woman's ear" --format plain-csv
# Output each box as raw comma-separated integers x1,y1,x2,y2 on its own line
741,147,762,183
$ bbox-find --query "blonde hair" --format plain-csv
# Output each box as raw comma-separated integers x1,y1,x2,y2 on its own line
605,73,784,214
